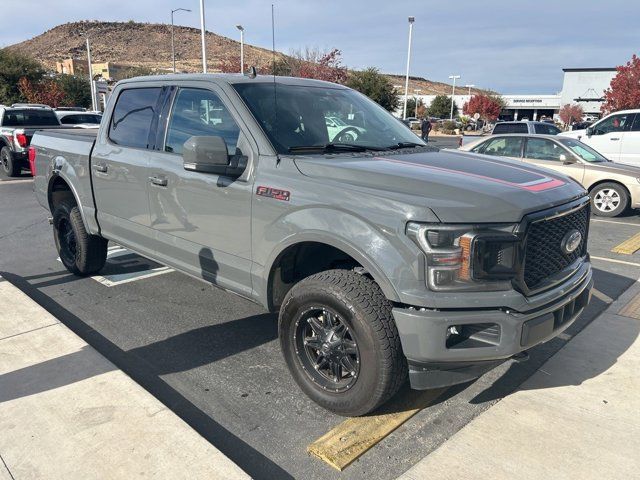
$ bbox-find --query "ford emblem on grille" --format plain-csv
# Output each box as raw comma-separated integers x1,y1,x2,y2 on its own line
561,229,582,255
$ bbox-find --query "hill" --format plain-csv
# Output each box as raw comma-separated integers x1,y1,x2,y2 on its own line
6,20,491,96
6,20,283,73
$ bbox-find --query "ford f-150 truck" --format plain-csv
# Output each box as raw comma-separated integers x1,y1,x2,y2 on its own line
0,104,61,176
31,74,592,416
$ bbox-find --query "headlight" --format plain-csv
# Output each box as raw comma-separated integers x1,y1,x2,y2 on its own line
406,223,519,291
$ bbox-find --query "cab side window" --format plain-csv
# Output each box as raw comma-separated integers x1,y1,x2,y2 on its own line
593,113,633,135
109,88,162,149
482,137,523,157
524,138,564,161
165,88,241,155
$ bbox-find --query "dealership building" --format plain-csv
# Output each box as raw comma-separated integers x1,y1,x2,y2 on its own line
406,67,617,121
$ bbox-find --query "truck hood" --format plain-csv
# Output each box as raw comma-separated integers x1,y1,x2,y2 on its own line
293,149,586,223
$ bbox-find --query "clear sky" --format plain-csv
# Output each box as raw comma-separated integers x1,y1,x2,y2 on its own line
1,0,638,94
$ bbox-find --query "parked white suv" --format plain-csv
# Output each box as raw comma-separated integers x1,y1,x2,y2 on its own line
560,109,640,165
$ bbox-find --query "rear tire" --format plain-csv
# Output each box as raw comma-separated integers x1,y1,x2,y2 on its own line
590,182,628,217
53,199,108,275
1,147,20,177
279,269,407,416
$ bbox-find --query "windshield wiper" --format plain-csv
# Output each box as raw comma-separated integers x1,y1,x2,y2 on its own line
288,143,387,153
386,141,425,150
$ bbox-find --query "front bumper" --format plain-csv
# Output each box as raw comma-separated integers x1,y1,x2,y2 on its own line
393,263,593,389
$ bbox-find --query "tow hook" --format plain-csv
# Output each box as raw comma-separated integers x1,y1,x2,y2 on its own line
512,351,529,363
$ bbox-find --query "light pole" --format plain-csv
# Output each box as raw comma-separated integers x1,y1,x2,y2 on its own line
414,89,422,117
236,24,244,74
449,74,460,120
199,0,207,73
402,16,415,120
171,8,191,73
464,84,475,97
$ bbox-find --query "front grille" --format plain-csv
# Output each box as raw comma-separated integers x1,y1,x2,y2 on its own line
523,203,589,290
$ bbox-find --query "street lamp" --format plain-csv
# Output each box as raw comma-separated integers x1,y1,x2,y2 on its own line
448,74,461,120
414,89,422,117
85,36,97,111
171,7,191,73
402,16,415,120
199,0,207,73
464,84,475,97
236,24,245,74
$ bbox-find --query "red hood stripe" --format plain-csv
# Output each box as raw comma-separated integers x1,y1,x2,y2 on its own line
377,157,565,192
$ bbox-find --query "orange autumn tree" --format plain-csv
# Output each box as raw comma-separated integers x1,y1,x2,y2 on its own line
18,77,66,107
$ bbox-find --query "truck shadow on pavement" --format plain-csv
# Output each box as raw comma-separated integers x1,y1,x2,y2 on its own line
470,267,639,405
0,271,293,480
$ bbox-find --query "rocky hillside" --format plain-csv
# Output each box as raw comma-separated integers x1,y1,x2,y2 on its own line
6,21,489,96
386,74,488,97
7,21,284,73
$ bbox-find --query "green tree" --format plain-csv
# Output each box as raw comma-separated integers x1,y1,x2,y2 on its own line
405,97,425,118
346,67,399,111
428,95,458,118
0,49,44,104
55,74,92,108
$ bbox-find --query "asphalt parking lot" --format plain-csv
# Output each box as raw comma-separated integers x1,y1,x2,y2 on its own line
2,176,639,479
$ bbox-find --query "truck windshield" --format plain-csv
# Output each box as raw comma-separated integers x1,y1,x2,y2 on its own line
2,109,60,127
233,82,424,154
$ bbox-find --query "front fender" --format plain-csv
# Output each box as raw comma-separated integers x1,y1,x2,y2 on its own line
254,207,424,307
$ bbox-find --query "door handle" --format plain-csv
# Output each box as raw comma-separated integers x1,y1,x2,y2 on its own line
93,163,108,173
149,175,168,187
610,137,620,141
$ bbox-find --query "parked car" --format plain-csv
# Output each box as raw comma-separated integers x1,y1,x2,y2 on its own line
0,104,61,176
324,116,364,142
401,116,421,129
459,133,640,216
560,109,640,165
492,121,561,135
31,74,592,416
55,111,103,128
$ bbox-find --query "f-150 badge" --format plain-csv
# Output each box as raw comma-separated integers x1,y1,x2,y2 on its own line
256,186,290,201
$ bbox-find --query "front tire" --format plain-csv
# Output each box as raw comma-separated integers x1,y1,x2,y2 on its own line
279,270,407,416
53,199,108,275
1,147,20,177
590,182,628,217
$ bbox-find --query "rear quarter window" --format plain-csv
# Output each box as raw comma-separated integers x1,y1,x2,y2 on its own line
535,123,561,135
108,87,162,149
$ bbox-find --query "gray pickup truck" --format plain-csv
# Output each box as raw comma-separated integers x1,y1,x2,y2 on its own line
31,74,592,416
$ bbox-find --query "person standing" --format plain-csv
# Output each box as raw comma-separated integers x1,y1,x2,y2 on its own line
421,118,432,142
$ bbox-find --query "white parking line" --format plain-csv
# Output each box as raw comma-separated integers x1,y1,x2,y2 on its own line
591,256,640,267
590,219,640,228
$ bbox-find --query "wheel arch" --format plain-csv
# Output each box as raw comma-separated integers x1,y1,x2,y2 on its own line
265,236,401,312
587,179,631,200
47,172,92,230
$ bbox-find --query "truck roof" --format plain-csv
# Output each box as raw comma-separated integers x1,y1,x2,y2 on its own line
116,73,350,89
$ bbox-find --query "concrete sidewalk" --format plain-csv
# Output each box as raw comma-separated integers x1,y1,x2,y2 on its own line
0,277,249,480
400,282,640,480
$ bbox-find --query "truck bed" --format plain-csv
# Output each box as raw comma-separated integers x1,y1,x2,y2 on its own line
31,128,98,220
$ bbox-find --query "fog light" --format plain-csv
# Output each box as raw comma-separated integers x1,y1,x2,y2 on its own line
446,326,460,339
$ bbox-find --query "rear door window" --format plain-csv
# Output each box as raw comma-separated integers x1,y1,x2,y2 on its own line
108,87,162,149
482,137,523,157
524,138,565,161
165,88,241,155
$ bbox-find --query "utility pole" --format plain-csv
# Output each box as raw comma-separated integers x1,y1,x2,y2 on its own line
414,89,422,117
402,16,415,120
448,74,461,120
199,0,207,73
86,37,96,111
171,8,191,73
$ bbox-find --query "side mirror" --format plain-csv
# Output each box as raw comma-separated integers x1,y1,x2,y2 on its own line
560,154,577,164
586,126,594,137
183,136,246,177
